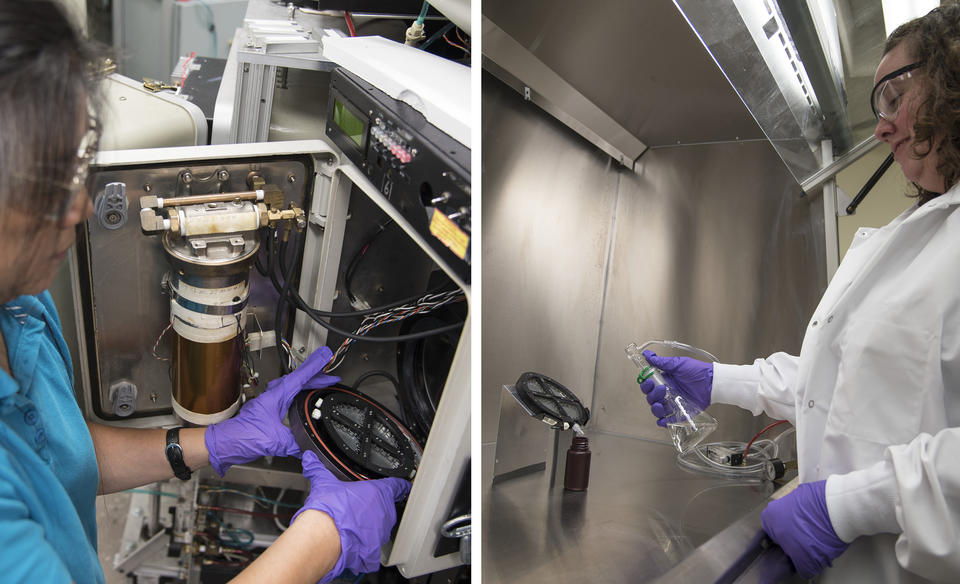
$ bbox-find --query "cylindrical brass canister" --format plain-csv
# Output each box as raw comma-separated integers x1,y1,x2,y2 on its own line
173,335,243,417
161,220,259,425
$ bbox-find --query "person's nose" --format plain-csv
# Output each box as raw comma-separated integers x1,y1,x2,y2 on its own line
874,116,895,143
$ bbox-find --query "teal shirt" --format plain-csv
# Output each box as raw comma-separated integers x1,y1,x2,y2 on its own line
0,292,103,583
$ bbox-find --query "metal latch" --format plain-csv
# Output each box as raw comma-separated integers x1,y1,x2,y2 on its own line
440,514,471,564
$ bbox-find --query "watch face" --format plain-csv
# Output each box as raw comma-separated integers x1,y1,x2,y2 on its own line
289,386,422,481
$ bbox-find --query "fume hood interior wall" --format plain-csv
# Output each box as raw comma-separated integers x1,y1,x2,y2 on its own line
482,72,828,485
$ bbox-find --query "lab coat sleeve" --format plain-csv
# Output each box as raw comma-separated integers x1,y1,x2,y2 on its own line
0,475,74,582
711,352,799,424
825,429,960,581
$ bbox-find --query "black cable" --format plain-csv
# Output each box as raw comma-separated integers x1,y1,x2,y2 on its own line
264,225,459,319
272,230,299,373
846,153,895,215
288,283,465,343
269,228,466,343
254,253,268,277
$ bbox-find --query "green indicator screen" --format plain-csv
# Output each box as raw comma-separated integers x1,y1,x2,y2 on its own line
333,99,364,147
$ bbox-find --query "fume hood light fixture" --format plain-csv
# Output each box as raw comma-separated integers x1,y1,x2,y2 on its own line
882,0,938,37
290,386,423,481
732,0,822,118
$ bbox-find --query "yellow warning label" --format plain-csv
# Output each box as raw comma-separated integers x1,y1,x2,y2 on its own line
429,210,470,260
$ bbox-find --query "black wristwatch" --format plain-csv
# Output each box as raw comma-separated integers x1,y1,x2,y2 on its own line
165,427,192,481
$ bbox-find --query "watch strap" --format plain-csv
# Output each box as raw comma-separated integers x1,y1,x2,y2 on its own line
165,427,192,481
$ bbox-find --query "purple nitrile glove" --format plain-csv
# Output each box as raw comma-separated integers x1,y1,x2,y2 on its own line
295,450,412,583
638,350,713,427
761,480,849,579
205,346,340,476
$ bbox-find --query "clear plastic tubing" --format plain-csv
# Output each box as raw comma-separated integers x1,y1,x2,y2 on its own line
625,340,720,454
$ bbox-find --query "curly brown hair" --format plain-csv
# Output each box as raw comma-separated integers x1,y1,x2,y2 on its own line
885,2,960,202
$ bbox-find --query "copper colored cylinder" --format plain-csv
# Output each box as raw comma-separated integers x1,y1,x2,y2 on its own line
173,334,242,416
564,436,591,491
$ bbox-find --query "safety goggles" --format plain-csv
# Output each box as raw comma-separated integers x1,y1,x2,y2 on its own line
46,110,100,222
870,62,921,121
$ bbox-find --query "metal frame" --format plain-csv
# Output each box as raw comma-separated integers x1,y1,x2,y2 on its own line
480,16,648,170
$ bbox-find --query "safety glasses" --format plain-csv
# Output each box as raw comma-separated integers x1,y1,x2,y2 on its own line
870,62,921,121
46,109,100,223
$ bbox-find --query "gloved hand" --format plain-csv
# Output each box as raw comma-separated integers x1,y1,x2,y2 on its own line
205,346,340,476
295,450,412,583
761,480,849,578
638,350,713,427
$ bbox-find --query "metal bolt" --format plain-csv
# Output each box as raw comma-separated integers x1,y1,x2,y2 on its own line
182,172,193,184
361,352,369,361
217,169,229,181
287,173,296,183
299,346,306,354
150,392,158,403
143,184,153,193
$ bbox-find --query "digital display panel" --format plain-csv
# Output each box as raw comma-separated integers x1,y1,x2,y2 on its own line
333,99,365,147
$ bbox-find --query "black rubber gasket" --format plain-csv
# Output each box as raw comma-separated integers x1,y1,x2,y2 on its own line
290,386,421,481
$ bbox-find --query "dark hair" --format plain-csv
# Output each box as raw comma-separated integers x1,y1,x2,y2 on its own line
0,0,106,219
885,2,960,202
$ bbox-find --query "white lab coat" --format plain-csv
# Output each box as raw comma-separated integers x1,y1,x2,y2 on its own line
712,181,960,583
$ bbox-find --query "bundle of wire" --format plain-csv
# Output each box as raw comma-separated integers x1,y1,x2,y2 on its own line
324,288,464,372
677,427,796,480
258,225,466,374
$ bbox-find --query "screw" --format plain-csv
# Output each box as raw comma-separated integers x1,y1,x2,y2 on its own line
143,184,153,192
182,172,193,184
150,392,158,403
287,173,296,183
299,346,306,354
217,169,229,181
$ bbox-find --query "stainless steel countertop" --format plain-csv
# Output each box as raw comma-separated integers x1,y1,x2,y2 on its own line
482,431,786,583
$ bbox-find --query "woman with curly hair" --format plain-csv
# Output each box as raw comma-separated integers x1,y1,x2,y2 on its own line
639,4,960,581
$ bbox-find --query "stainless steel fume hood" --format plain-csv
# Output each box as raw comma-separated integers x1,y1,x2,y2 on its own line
481,0,862,184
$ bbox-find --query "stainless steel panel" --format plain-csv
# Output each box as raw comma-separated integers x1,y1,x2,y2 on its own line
482,0,766,147
653,478,804,583
79,153,315,422
492,386,548,481
482,431,780,584
481,72,620,480
593,140,826,442
481,16,647,169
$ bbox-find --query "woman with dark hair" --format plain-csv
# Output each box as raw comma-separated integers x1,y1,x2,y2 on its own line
0,2,407,582
640,3,960,582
